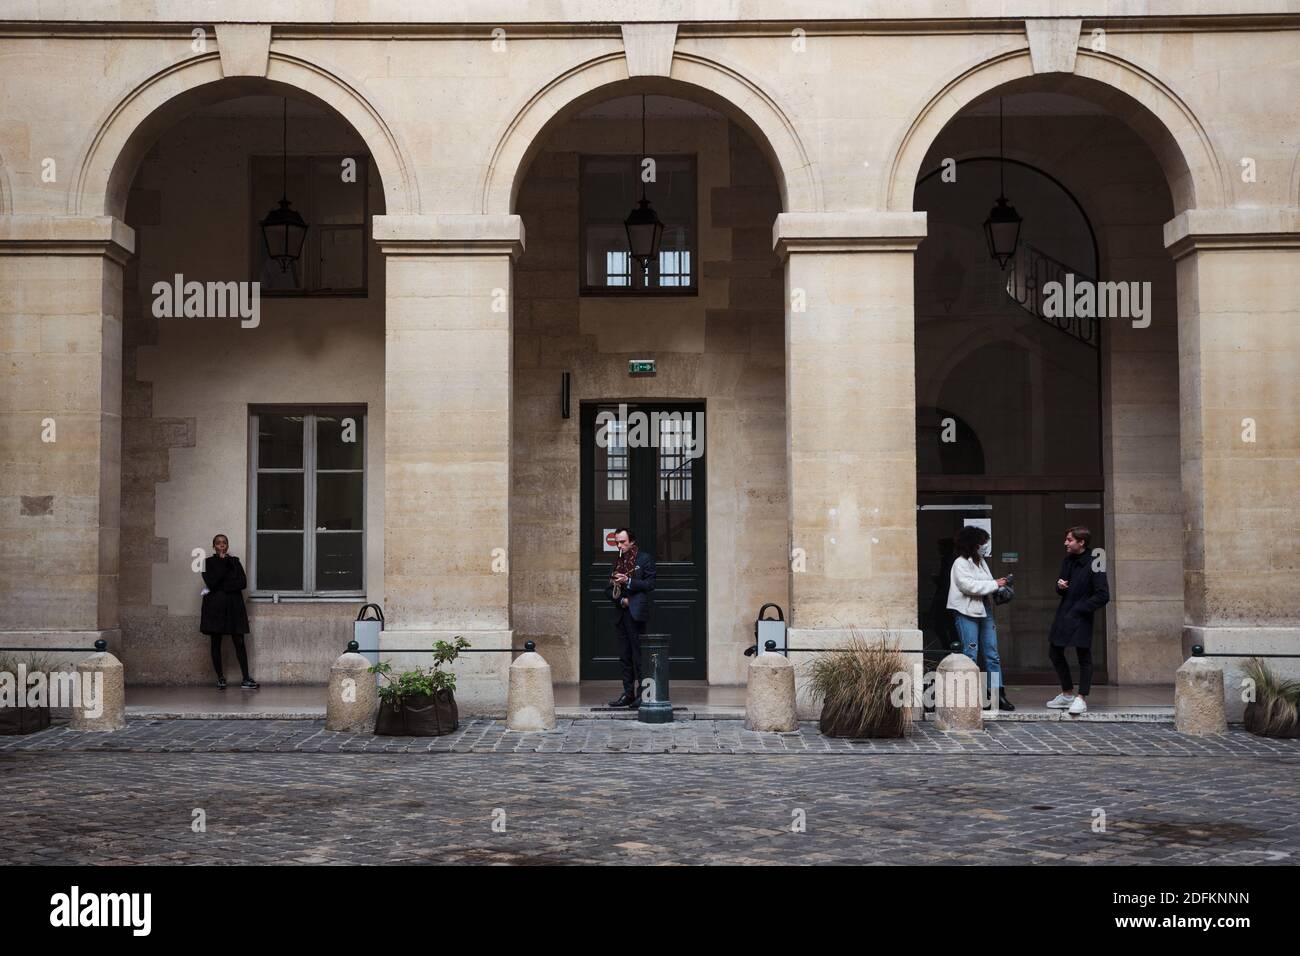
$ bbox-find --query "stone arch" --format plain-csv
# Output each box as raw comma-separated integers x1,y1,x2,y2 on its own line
884,47,1227,215
74,51,417,219
482,50,819,215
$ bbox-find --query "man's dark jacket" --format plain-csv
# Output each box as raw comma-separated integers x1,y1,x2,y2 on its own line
605,551,656,622
1049,550,1109,648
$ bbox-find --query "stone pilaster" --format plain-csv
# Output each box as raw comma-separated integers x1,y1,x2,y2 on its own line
1165,208,1300,717
373,214,523,713
0,215,134,652
774,212,926,715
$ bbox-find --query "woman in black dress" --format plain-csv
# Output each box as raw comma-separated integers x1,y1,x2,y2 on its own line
201,534,258,689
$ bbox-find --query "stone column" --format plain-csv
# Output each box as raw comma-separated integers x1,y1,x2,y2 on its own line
373,214,523,714
1165,209,1300,719
774,212,926,716
0,215,133,654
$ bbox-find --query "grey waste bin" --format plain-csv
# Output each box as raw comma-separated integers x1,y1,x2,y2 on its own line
755,603,786,655
354,603,383,668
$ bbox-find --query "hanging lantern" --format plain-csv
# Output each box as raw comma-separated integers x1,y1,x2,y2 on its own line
982,97,1021,270
258,98,309,273
624,197,664,268
983,196,1022,270
260,198,309,273
623,94,663,273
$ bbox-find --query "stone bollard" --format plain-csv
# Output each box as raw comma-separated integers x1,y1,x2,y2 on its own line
326,641,379,733
1175,656,1228,735
744,645,797,732
933,653,983,731
71,640,126,732
507,641,556,732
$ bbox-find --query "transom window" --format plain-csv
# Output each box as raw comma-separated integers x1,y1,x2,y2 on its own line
580,155,696,294
249,408,365,596
251,155,368,294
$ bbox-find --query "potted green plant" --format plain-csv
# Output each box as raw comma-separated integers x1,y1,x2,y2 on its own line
369,637,469,736
804,634,910,739
0,653,58,736
1241,657,1300,739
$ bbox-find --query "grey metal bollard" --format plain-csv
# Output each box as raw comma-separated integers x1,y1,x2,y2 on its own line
745,641,797,732
1174,656,1228,735
507,640,556,731
933,652,983,731
71,639,126,732
639,633,672,723
326,640,379,732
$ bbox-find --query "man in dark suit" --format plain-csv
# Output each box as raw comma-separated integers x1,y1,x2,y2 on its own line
605,527,656,708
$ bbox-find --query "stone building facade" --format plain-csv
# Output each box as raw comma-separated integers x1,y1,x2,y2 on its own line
1,2,1296,714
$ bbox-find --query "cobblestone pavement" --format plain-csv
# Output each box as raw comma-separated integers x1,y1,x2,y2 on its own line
3,717,1299,756
1,720,1297,865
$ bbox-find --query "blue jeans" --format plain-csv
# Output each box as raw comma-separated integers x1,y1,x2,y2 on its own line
952,611,1003,694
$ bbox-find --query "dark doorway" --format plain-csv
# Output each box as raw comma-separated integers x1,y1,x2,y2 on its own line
580,401,707,679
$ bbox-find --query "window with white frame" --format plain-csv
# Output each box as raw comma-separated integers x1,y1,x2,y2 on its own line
249,408,365,596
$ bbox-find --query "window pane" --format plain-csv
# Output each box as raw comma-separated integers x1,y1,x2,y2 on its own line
311,157,365,224
257,414,304,469
316,532,363,591
257,474,304,530
657,416,695,562
318,227,364,290
256,532,304,591
316,414,364,469
316,473,363,530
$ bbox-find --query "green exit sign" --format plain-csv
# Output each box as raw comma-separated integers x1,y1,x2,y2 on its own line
629,359,656,375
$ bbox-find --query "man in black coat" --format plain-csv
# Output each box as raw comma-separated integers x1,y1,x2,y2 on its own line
1045,526,1109,715
604,527,656,708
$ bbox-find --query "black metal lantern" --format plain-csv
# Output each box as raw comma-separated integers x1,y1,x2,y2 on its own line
624,197,664,268
623,94,663,271
983,196,1022,269
982,98,1022,270
259,98,309,273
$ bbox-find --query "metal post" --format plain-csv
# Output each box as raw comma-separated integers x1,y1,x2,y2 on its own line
638,633,672,723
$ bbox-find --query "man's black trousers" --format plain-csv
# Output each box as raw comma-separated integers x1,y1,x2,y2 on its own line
616,608,647,698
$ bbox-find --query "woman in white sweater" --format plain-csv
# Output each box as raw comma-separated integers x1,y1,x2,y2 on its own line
946,524,1014,711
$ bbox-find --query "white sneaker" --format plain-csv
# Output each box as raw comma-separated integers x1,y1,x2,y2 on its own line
1046,693,1074,709
1068,695,1088,715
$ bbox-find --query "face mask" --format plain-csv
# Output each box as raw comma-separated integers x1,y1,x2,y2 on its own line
978,541,992,558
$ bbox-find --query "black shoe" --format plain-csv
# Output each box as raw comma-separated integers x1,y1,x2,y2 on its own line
607,694,635,708
216,678,227,689
999,690,1016,712
241,678,260,689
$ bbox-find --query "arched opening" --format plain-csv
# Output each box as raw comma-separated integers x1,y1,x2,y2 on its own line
111,84,390,685
913,86,1185,691
506,88,789,695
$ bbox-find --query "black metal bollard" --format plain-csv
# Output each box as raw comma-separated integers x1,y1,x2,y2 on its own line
638,633,672,724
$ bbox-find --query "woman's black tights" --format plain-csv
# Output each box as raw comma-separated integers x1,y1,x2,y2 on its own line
210,634,250,681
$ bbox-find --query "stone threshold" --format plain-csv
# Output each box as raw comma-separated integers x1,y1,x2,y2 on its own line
121,706,1174,723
